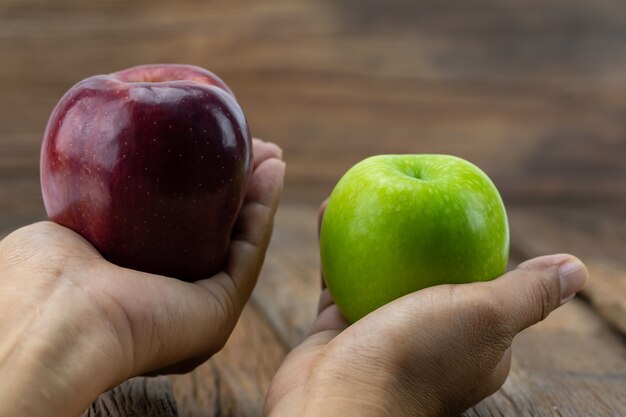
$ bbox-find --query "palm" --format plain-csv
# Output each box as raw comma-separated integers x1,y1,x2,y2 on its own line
264,284,510,416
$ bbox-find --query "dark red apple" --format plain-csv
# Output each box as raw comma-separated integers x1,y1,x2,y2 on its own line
40,64,253,281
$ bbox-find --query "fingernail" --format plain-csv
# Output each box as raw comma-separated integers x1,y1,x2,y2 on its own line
558,259,588,304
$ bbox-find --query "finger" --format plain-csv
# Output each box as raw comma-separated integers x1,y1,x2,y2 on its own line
317,288,335,314
305,289,349,339
317,198,328,239
484,254,588,336
143,356,207,376
467,346,512,405
198,157,285,306
490,346,512,390
86,262,236,378
306,303,349,340
252,138,283,169
318,198,329,289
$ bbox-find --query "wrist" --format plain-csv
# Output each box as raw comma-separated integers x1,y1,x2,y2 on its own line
0,282,129,417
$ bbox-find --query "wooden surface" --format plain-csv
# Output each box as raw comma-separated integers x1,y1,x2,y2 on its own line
1,0,625,416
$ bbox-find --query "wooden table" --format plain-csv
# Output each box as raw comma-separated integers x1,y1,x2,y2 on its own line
1,0,625,415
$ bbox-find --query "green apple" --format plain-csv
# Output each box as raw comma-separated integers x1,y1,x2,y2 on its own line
320,154,509,323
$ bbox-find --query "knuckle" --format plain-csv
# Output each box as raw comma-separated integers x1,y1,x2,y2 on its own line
469,292,510,338
465,299,513,379
0,223,50,267
461,291,516,354
530,275,554,322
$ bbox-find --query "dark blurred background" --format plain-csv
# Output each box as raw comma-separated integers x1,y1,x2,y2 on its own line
1,0,625,265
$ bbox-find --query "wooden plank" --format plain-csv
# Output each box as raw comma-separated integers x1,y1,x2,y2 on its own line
169,300,286,417
251,203,321,348
510,207,626,335
2,0,626,208
82,377,178,417
465,298,626,417
583,263,626,336
82,299,286,417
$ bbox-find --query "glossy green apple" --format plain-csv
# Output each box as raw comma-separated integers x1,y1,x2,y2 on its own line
320,154,509,323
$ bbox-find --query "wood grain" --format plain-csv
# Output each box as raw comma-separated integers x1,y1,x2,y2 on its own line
82,377,178,417
1,0,625,415
252,204,321,348
80,299,286,417
170,301,286,417
510,208,626,336
465,298,626,417
2,0,626,210
583,263,626,336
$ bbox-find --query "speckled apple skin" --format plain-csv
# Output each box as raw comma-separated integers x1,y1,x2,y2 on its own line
40,64,252,281
320,155,509,323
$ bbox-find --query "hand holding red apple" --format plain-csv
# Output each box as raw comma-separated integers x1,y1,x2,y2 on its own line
0,139,284,417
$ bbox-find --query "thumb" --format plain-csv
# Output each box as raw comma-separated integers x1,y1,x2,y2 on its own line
485,254,588,335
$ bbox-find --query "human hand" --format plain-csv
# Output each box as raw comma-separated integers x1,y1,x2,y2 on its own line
0,138,284,417
263,203,589,417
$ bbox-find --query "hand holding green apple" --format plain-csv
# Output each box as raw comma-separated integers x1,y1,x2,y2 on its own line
265,253,589,417
320,154,509,322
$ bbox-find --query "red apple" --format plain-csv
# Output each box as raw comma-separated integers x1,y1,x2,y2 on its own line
40,64,253,281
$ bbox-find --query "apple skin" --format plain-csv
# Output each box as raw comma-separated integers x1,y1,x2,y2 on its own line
320,155,509,323
40,64,252,281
